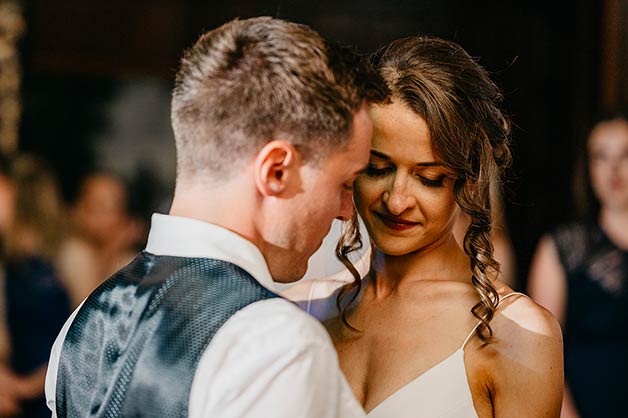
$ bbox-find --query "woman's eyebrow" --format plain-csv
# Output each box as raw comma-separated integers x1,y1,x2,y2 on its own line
371,149,445,167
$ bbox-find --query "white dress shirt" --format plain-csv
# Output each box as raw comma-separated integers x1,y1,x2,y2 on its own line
45,214,365,418
284,217,371,322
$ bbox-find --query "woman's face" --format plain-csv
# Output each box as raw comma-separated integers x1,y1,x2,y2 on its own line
354,101,458,256
588,119,628,211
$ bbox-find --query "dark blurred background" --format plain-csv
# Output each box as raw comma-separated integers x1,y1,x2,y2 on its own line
9,0,628,287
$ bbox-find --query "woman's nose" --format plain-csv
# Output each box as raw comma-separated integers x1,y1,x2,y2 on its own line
382,175,414,215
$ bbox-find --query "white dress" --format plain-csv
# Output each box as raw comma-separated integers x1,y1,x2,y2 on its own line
366,293,525,418
365,325,481,418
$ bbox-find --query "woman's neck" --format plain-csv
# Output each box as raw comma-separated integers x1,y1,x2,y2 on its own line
599,207,628,249
370,233,471,298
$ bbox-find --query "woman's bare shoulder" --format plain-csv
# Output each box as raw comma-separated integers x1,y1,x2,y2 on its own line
495,293,562,344
477,294,564,416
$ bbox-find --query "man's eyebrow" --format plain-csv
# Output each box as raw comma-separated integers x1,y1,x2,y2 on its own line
371,150,445,167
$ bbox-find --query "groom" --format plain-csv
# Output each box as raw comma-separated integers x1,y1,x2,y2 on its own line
44,16,385,418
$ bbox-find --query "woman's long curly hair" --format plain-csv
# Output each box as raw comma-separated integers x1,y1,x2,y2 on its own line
336,36,512,343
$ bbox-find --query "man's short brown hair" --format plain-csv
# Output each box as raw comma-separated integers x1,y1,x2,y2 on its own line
171,16,386,180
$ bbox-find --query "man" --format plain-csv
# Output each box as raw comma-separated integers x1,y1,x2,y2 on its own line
45,16,386,418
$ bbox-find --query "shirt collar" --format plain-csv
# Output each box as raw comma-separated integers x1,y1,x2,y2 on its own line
145,213,292,293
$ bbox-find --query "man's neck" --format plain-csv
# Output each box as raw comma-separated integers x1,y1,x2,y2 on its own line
169,180,261,250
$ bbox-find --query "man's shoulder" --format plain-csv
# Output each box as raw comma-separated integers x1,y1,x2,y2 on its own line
217,298,332,349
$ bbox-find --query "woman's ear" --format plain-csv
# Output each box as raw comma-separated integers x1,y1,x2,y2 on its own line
254,140,299,197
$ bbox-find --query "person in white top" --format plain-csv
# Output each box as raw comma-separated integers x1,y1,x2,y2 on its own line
45,16,388,418
306,36,564,418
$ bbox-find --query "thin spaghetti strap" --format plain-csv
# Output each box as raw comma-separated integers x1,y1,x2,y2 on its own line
461,292,527,350
497,292,527,307
461,321,482,350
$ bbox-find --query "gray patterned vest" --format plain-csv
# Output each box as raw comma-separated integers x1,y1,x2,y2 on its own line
55,252,279,418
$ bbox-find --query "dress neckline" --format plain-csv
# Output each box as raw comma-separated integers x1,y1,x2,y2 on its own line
365,291,525,416
366,347,465,415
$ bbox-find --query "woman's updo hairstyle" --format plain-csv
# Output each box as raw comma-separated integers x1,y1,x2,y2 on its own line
336,36,512,343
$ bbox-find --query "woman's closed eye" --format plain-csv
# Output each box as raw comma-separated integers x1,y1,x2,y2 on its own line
417,174,446,188
365,163,447,188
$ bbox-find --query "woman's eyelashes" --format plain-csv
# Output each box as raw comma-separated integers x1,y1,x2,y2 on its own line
418,175,446,188
364,163,447,188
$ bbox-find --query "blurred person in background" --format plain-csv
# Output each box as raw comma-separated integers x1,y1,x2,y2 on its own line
0,155,71,418
528,108,628,418
56,173,143,307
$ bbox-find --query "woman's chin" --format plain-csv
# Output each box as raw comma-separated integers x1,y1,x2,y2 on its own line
372,240,418,257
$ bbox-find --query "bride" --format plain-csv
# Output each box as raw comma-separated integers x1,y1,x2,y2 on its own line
294,36,563,417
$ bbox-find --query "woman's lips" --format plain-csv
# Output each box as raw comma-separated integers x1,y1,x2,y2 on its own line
374,212,420,231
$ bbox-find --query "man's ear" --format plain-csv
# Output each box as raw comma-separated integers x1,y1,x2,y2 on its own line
254,140,299,197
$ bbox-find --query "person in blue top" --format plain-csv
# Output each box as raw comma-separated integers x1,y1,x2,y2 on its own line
0,155,71,418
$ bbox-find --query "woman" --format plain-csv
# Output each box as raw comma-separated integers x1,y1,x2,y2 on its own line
309,36,563,417
528,110,628,418
56,173,141,308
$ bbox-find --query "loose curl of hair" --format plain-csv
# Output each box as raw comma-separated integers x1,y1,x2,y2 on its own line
336,36,512,343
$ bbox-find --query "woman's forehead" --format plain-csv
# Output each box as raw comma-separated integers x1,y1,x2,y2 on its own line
589,120,628,149
369,102,436,163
